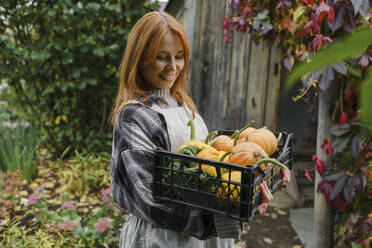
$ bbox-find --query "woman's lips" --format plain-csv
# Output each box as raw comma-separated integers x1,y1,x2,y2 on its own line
160,74,177,81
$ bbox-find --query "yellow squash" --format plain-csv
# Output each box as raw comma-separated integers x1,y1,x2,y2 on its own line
176,120,211,152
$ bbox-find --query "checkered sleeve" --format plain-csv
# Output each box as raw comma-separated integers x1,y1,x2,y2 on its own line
109,103,217,240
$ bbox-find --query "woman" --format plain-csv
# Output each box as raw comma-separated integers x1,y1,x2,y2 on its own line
109,11,287,248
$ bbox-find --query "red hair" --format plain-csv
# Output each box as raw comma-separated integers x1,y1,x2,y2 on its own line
110,11,196,125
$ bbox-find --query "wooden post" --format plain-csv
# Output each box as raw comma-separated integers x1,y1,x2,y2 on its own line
312,83,338,247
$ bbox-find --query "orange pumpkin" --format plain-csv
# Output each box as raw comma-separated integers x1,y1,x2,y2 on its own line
237,127,256,140
229,141,268,166
211,135,234,151
238,128,278,156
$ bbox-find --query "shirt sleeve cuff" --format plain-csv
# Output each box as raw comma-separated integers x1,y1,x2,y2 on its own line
213,213,242,239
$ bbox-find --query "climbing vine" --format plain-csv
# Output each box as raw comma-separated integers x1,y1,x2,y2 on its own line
223,0,371,246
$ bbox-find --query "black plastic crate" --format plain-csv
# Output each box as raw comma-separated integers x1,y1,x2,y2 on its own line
153,131,293,222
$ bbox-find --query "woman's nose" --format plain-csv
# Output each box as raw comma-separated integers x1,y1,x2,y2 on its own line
167,58,177,71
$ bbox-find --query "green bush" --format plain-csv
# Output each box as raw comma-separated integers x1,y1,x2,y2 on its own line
0,0,159,157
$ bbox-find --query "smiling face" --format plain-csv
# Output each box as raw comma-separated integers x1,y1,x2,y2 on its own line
141,31,185,90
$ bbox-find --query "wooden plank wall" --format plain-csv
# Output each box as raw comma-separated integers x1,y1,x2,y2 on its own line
189,0,280,132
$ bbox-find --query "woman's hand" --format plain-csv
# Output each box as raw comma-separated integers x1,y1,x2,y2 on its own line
281,168,291,186
257,168,291,215
257,181,273,215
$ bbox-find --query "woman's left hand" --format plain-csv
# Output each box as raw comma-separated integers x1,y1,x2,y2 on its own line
281,168,291,186
257,168,291,215
257,181,273,215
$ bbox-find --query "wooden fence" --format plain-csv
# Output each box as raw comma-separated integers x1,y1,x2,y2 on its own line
169,0,281,132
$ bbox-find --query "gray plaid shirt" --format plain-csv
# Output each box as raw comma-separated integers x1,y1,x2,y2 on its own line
110,95,219,240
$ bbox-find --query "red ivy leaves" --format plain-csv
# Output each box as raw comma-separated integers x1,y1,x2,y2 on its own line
339,111,348,130
304,154,325,182
222,18,229,30
280,15,293,30
318,180,347,212
311,34,333,51
321,138,335,155
302,0,317,6
304,13,322,35
305,168,313,182
315,2,335,23
223,34,232,44
313,154,325,175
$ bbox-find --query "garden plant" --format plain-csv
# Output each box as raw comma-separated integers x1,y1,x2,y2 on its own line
223,0,372,246
0,0,159,247
0,0,159,156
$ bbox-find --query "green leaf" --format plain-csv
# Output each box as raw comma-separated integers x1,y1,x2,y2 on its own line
285,28,372,90
47,9,56,17
87,79,97,86
72,69,81,79
293,6,307,24
360,70,372,127
93,48,105,57
345,64,362,77
61,84,68,92
42,85,55,95
86,3,101,11
351,244,363,248
62,57,73,65
77,81,87,90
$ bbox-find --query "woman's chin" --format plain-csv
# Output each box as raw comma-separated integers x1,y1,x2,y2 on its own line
159,80,175,90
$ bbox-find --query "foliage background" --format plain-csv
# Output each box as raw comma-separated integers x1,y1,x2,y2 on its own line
0,1,159,247
223,0,371,246
0,0,159,157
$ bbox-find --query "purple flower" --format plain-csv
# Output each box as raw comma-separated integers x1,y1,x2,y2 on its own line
27,193,45,205
59,200,77,210
94,217,112,233
35,183,46,191
100,188,112,201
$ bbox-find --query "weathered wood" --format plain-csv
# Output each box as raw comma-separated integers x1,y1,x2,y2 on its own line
174,0,281,132
190,0,233,131
189,0,204,108
224,31,251,130
245,42,270,127
264,44,281,131
313,84,337,247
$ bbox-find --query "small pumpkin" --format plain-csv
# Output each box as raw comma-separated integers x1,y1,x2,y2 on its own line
229,141,268,166
218,171,242,200
195,147,231,177
237,127,256,140
205,131,236,152
249,128,278,155
232,120,255,146
211,135,234,151
218,158,288,200
238,128,278,156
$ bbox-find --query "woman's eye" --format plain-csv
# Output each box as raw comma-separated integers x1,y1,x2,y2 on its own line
157,56,167,60
176,55,183,60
